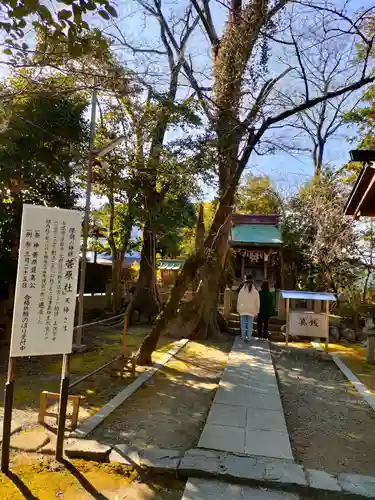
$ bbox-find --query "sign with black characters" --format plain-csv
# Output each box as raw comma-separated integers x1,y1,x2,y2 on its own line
10,205,81,357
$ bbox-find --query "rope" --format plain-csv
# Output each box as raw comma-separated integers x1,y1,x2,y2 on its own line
69,312,130,389
68,355,123,389
73,312,126,331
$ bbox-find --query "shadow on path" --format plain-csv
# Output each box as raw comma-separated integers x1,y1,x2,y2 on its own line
59,459,109,500
3,470,39,500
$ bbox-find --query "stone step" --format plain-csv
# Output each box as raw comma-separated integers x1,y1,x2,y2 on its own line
227,313,285,325
229,328,285,341
228,320,283,332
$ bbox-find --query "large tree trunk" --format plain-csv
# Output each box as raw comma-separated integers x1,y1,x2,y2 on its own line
363,267,371,303
163,266,222,340
135,187,234,364
107,194,122,313
111,250,124,312
192,204,205,292
135,1,268,364
135,254,203,364
4,190,23,342
162,230,230,341
127,224,161,323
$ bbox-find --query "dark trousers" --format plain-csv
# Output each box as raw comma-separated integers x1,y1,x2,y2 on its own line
257,314,269,339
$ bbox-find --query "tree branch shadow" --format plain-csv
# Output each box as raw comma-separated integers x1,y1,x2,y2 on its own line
3,470,39,500
58,459,109,500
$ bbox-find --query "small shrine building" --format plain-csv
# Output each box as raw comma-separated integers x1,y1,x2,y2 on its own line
230,214,282,288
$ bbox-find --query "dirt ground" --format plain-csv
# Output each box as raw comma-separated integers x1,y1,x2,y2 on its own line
271,343,375,476
0,456,185,500
0,322,174,433
90,339,233,450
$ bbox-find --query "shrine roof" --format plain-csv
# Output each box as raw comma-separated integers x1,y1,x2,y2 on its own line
230,224,282,245
280,290,336,301
344,162,375,217
232,214,280,226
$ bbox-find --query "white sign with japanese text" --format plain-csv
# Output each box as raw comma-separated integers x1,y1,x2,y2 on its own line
10,205,81,357
288,311,327,338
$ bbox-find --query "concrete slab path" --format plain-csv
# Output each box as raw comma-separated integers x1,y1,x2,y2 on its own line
198,337,293,461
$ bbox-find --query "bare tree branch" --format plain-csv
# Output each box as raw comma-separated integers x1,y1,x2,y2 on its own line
191,0,219,52
241,67,294,130
238,72,375,183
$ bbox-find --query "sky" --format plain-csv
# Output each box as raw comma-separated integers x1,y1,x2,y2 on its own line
101,0,372,198
0,0,373,201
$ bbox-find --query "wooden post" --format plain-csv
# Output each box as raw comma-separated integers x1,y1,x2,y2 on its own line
56,354,70,461
280,249,284,290
285,298,290,346
241,254,245,280
366,331,375,363
223,288,232,319
325,300,329,353
121,313,128,356
314,298,321,313
1,357,15,472
105,282,112,309
38,391,48,425
264,252,268,280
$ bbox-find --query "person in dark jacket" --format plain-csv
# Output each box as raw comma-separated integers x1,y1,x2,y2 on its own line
257,281,274,341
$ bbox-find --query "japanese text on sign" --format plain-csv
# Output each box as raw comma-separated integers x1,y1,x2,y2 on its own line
10,205,81,357
288,311,325,339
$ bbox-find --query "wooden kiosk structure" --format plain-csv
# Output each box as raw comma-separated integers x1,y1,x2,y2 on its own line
280,290,336,352
344,152,375,362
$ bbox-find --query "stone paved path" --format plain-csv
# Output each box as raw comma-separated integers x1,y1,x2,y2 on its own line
181,478,299,499
198,337,293,460
182,338,295,499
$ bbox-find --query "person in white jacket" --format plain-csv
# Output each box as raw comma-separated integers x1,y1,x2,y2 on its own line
237,275,260,341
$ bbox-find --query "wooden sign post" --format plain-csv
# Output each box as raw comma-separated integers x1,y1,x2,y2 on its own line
281,290,336,353
1,358,15,472
56,354,71,460
1,205,81,471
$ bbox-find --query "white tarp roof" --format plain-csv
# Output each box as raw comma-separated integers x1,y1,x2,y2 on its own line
280,290,336,301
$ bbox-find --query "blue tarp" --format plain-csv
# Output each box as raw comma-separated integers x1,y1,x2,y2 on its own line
280,290,336,301
159,259,185,270
86,251,141,265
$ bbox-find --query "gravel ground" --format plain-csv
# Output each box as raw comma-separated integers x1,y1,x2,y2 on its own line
271,343,375,476
89,339,233,450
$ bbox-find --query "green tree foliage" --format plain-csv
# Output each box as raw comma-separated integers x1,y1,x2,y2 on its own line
235,174,280,214
180,200,218,256
0,72,88,301
1,0,117,59
352,218,375,303
339,14,375,184
0,73,88,205
90,92,210,312
341,85,375,183
156,195,197,257
282,169,358,292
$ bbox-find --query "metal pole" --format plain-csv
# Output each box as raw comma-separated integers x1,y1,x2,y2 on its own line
121,313,129,356
1,357,15,472
325,300,329,353
285,298,290,346
56,354,70,461
76,78,98,346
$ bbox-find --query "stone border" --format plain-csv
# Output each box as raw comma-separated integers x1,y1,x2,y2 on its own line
177,448,375,499
70,338,189,439
311,342,375,412
40,440,375,499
